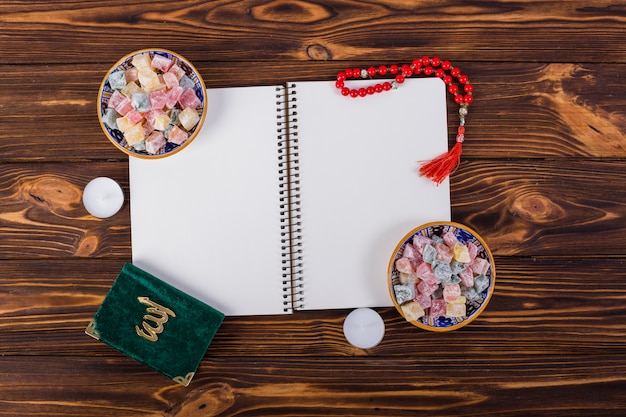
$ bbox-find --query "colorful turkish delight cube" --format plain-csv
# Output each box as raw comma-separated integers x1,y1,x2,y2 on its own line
163,72,179,89
132,92,151,112
443,230,458,247
116,116,136,133
179,107,201,131
166,86,184,109
453,242,471,263
125,67,138,83
443,283,461,303
422,244,436,263
151,54,173,72
466,242,479,262
430,298,446,318
398,272,418,285
101,108,119,130
108,70,127,90
145,131,166,155
471,257,490,275
149,91,168,110
395,257,415,274
402,243,420,261
131,53,152,69
432,260,452,282
114,97,134,116
107,90,126,110
121,81,142,99
417,279,438,297
401,301,425,322
415,262,437,284
124,123,146,147
179,88,201,109
168,125,189,145
474,274,490,293
435,243,454,263
125,109,144,125
138,67,162,92
413,293,432,310
154,113,170,131
458,266,474,287
446,299,467,318
168,64,185,80
412,235,434,254
393,284,415,305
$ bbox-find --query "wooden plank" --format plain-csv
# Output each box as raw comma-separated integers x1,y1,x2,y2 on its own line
1,258,624,357
0,163,130,258
1,61,624,162
0,355,625,416
2,160,625,259
1,1,626,64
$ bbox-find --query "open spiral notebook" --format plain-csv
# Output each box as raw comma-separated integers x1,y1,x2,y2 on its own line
130,78,450,316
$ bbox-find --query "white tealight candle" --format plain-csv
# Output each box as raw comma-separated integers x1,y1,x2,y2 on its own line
343,308,385,349
82,177,124,218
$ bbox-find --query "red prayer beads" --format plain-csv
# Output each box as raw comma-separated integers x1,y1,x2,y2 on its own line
335,56,473,107
335,56,474,184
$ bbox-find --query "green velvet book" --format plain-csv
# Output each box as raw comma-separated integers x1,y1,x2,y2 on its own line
86,263,224,386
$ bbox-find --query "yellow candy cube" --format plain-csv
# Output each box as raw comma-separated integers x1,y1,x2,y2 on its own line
116,116,134,133
453,242,471,263
178,107,200,131
445,299,467,318
131,53,152,70
401,301,425,322
121,81,142,99
138,67,162,92
154,113,171,131
124,123,145,147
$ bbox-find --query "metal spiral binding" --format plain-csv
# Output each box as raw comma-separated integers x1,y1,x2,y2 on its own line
277,84,304,313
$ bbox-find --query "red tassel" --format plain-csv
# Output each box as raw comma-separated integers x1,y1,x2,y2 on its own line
419,141,463,185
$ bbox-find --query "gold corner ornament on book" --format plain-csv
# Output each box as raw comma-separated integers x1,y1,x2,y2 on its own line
85,263,225,386
335,56,472,184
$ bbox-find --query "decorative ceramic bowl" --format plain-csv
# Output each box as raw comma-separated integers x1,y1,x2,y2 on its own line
97,48,207,158
388,221,495,331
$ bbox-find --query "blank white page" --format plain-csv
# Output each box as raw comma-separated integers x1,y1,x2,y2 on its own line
294,78,450,311
130,86,286,316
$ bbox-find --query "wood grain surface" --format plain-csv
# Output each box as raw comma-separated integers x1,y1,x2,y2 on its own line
1,1,626,416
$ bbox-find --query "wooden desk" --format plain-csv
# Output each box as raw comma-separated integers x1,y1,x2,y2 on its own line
1,1,625,415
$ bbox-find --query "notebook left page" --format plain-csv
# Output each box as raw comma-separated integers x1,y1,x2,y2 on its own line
130,85,287,316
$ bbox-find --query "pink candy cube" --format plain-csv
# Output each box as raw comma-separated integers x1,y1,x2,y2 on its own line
415,262,437,285
417,279,439,296
467,242,479,262
145,131,166,154
167,64,186,80
443,283,461,302
412,235,434,254
443,230,458,247
402,243,420,261
163,72,179,89
149,91,168,110
413,293,432,310
151,54,173,72
108,90,126,110
165,86,184,109
395,257,416,275
168,125,188,145
471,257,490,275
430,299,447,318
178,88,201,109
435,243,454,263
459,266,474,287
114,97,134,116
125,109,144,125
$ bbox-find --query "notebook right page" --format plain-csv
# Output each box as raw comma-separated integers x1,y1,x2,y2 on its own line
294,77,450,310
